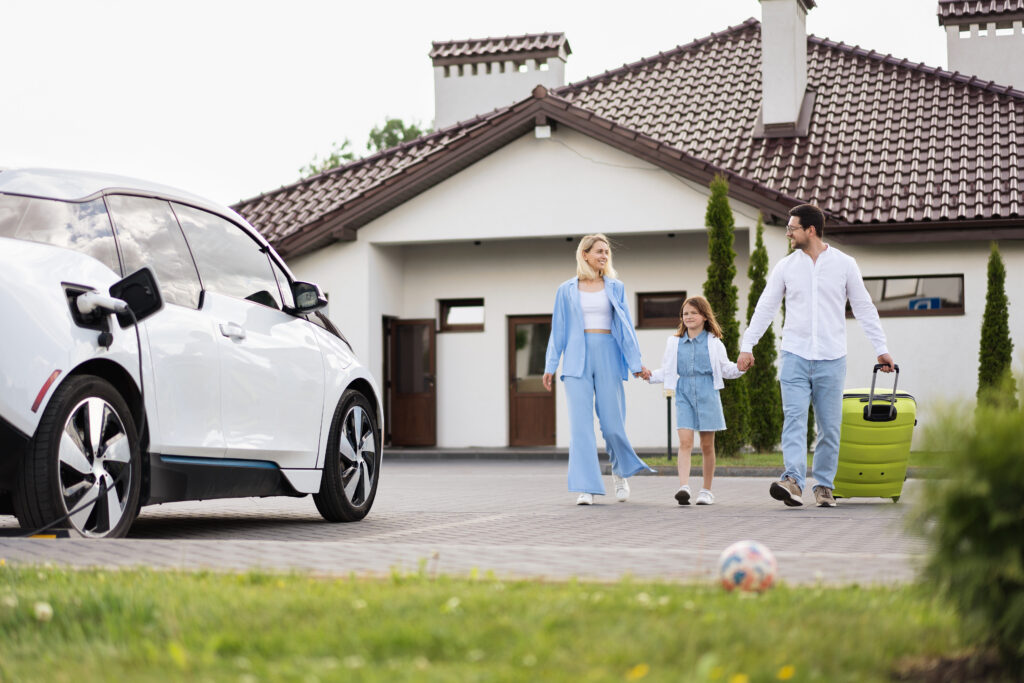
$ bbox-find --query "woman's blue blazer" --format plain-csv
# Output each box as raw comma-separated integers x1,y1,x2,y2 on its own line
544,276,643,381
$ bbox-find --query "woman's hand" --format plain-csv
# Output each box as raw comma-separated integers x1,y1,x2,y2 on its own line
543,372,554,392
633,366,652,381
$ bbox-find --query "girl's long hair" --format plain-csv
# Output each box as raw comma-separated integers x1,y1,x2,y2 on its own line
674,295,723,339
575,234,618,280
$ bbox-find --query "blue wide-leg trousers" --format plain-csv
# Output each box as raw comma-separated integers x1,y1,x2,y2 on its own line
563,333,651,495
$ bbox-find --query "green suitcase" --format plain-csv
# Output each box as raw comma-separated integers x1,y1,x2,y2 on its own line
832,365,916,503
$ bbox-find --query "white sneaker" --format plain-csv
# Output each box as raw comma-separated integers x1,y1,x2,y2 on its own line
612,474,630,502
674,485,692,505
576,493,594,505
695,489,715,505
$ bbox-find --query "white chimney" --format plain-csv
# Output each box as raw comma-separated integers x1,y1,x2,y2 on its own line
937,2,1024,88
430,33,571,130
758,0,815,137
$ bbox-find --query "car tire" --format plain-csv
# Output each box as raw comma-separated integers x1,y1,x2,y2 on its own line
13,375,142,538
313,389,381,523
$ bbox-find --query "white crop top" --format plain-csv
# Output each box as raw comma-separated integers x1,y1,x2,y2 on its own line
579,288,613,329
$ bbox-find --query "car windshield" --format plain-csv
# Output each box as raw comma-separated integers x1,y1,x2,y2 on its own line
0,193,120,272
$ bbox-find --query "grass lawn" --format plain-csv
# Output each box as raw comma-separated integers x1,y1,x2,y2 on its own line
640,451,943,469
0,566,966,682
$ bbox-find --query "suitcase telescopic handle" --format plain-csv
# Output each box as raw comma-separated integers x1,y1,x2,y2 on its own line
869,364,900,419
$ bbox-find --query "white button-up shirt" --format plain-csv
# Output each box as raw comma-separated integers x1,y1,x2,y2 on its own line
741,244,888,361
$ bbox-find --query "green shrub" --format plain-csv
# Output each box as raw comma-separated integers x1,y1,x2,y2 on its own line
745,215,782,452
915,384,1024,668
702,175,749,456
977,242,1017,409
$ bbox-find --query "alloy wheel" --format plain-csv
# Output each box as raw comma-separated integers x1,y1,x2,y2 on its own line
58,397,133,536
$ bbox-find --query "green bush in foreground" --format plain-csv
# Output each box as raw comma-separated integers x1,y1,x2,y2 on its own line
915,388,1024,669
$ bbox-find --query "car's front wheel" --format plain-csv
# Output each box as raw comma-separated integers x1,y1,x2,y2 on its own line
13,375,142,538
313,390,381,522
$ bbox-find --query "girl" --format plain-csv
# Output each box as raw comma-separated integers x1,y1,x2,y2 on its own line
648,296,744,505
543,234,653,505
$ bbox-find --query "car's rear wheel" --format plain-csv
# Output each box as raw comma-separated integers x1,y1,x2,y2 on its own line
313,390,380,522
13,375,141,538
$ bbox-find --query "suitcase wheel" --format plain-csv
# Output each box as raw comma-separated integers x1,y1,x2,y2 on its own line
892,496,900,503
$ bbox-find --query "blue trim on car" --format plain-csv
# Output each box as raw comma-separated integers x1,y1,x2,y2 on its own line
159,455,279,470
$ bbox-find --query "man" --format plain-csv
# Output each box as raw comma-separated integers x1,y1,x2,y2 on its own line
738,204,895,507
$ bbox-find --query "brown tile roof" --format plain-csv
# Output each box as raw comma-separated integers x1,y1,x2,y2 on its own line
556,18,1024,230
234,19,1024,254
937,0,1024,23
235,87,804,258
429,33,570,66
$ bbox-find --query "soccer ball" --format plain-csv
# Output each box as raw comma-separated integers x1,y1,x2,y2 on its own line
718,540,777,592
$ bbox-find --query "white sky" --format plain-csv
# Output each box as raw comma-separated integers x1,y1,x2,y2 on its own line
5,0,948,207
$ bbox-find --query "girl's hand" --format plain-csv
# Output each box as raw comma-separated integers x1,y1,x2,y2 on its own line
543,373,554,392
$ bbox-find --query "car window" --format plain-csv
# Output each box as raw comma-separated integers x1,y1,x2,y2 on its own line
172,203,282,310
0,194,120,272
269,257,295,309
105,195,202,309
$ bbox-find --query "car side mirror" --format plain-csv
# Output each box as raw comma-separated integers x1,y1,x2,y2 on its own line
291,281,328,313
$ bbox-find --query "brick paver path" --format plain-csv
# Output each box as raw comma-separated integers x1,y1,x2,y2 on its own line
0,461,927,585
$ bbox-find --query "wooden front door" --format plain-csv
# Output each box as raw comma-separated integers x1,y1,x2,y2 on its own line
508,316,555,446
388,319,436,446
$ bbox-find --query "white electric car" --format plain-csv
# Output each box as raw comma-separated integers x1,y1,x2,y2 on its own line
0,168,382,538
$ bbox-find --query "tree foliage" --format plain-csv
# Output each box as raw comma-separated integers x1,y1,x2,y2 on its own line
977,242,1018,408
299,118,432,178
367,118,430,153
745,215,783,451
702,175,749,456
298,139,357,177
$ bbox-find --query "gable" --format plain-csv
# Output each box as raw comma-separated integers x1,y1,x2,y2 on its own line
359,127,763,245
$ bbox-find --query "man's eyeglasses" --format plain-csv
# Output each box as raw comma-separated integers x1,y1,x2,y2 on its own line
785,223,807,235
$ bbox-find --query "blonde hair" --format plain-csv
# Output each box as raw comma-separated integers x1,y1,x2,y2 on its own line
674,295,723,339
575,234,618,280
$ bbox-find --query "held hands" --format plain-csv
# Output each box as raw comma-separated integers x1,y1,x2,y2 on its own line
876,354,896,373
542,372,554,392
633,366,652,381
737,351,755,372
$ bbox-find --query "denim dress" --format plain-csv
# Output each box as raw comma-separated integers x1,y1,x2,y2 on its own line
675,330,726,431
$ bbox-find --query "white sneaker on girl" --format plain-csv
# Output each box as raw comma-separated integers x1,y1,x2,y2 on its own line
695,489,715,505
674,485,692,505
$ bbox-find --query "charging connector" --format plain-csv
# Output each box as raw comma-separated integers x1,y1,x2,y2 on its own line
76,291,130,316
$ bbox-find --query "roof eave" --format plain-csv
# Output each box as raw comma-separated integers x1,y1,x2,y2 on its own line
829,218,1024,244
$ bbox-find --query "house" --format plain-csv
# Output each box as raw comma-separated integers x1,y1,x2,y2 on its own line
233,0,1024,449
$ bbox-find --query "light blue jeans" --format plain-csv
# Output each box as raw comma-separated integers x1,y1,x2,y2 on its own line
563,333,651,495
779,351,846,491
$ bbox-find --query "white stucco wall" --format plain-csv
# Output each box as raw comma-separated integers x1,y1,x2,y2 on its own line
284,124,1024,453
836,240,1024,417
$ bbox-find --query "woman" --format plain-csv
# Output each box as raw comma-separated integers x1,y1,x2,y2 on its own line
542,234,652,505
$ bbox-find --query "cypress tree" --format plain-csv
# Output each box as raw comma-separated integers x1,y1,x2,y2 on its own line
745,215,783,451
703,175,749,456
977,242,1018,408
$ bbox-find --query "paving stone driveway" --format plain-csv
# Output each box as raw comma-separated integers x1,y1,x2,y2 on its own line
0,461,928,585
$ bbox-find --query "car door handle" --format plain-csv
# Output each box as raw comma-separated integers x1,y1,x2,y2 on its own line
219,322,246,341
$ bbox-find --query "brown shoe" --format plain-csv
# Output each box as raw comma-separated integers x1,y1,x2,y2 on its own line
770,476,803,507
814,486,837,507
